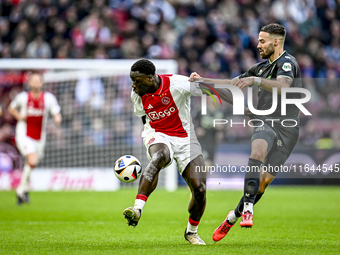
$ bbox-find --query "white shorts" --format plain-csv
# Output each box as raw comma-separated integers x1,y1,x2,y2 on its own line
16,136,45,161
143,131,203,175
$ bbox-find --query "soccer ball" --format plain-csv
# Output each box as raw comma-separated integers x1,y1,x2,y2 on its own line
114,155,142,183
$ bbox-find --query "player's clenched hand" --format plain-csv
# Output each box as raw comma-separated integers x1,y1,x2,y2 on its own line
189,72,202,82
235,77,254,90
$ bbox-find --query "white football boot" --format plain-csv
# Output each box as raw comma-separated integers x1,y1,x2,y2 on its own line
184,229,206,245
123,207,142,227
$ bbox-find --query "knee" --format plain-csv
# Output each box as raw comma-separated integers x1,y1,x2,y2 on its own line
250,151,266,162
27,155,38,168
193,182,206,201
150,150,168,169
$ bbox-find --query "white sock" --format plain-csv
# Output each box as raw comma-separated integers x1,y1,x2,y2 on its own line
244,202,253,214
227,211,239,224
134,199,146,213
187,222,198,233
17,164,32,195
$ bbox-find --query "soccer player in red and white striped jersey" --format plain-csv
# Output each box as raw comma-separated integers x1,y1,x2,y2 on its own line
123,59,207,245
8,72,62,205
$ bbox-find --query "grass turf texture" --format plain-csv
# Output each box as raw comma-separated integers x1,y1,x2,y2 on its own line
0,186,339,254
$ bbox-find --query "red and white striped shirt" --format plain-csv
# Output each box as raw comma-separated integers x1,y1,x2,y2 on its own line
131,74,202,138
10,91,61,141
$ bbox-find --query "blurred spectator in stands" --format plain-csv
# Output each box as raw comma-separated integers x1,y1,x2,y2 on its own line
65,5,79,29
26,36,52,58
0,18,11,44
75,72,105,110
12,19,33,43
53,19,69,39
0,43,12,58
11,35,26,58
86,118,109,146
24,2,41,25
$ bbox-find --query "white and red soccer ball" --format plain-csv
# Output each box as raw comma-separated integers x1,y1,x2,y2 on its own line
114,155,142,183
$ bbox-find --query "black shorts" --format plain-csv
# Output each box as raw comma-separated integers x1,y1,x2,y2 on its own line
250,118,299,176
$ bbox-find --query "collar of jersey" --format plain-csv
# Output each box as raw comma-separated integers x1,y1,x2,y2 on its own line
268,50,286,64
28,91,44,100
143,74,164,97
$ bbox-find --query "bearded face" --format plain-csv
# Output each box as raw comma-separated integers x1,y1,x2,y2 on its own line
257,32,276,60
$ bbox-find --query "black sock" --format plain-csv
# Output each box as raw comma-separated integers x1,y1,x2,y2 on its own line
254,192,264,205
243,158,262,203
234,159,262,216
234,196,244,217
234,192,265,217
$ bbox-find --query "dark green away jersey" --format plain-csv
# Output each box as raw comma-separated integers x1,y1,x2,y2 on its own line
239,51,302,119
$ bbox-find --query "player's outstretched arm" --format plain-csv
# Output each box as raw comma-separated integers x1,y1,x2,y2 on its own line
198,83,234,105
189,72,239,85
189,72,237,104
259,76,292,93
235,76,292,94
189,72,251,115
198,82,251,115
8,105,26,121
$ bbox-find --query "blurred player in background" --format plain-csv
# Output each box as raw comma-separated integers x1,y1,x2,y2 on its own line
8,72,62,205
190,23,302,241
123,59,207,245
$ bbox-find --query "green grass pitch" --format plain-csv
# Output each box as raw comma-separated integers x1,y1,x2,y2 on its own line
1,186,339,254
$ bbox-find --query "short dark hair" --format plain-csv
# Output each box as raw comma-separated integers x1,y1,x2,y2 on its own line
30,71,43,77
131,59,156,76
29,71,43,81
260,23,286,38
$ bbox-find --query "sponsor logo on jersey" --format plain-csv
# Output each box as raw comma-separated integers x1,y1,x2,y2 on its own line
277,140,282,147
161,96,171,105
147,104,153,109
282,62,292,72
148,137,155,145
285,56,291,59
27,106,43,116
258,69,263,75
147,107,176,121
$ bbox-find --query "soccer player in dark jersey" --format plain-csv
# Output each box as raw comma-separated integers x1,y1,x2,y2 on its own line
190,23,302,241
123,59,207,245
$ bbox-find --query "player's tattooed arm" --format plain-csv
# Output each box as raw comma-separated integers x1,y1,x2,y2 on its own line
277,76,293,87
256,75,293,94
